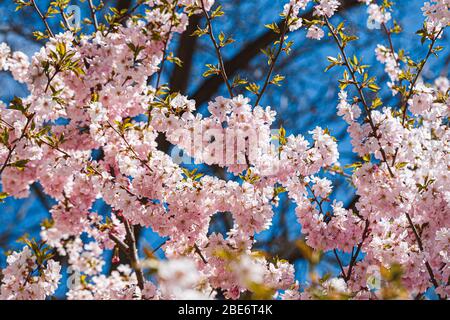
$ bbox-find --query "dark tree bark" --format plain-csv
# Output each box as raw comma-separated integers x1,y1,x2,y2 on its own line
169,15,202,94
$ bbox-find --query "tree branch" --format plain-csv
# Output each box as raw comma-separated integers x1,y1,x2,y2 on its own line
200,0,234,98
254,6,292,107
31,0,54,38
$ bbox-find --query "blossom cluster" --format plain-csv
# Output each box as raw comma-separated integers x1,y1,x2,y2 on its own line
338,76,450,297
0,246,61,300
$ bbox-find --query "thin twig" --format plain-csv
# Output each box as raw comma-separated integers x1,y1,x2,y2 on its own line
154,1,179,91
44,71,59,93
37,138,71,158
87,0,99,32
57,7,79,46
0,118,13,129
31,0,55,38
152,238,169,254
154,24,174,90
123,218,145,290
0,114,35,177
194,243,208,264
306,184,325,216
200,0,234,98
106,120,153,173
254,6,292,107
325,17,394,178
59,7,71,30
333,249,347,280
109,233,130,254
105,1,143,35
381,22,404,100
345,220,370,282
381,23,401,72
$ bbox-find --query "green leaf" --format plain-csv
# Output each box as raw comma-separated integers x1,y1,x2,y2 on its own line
239,168,260,184
344,162,363,171
368,83,380,92
270,74,285,86
9,96,27,113
1,128,10,146
0,192,8,203
245,82,260,95
211,5,224,18
218,31,225,43
371,97,382,109
232,75,248,88
182,168,203,181
218,32,235,47
265,22,280,34
278,126,287,146
191,26,208,37
167,54,183,67
202,64,221,78
395,162,408,169
56,42,67,57
9,159,30,171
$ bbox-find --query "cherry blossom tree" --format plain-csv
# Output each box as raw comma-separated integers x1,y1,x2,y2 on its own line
0,0,448,300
